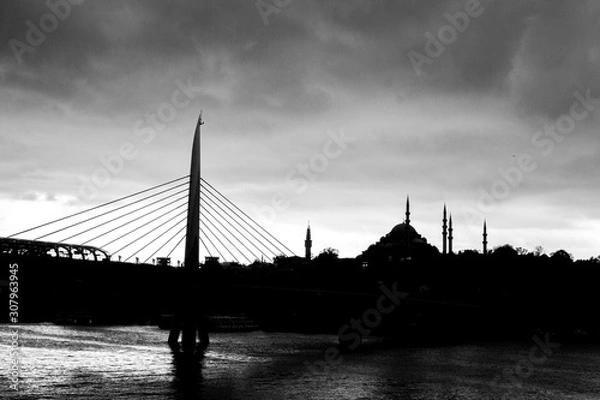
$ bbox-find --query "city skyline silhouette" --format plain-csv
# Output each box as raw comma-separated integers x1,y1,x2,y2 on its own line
0,1,599,261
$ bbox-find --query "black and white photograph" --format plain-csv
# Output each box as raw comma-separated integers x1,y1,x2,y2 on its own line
1,0,600,399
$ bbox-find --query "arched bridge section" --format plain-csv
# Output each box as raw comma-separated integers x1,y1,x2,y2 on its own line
0,237,110,262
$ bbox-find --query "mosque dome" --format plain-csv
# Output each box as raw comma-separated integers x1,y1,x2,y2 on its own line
390,222,418,238
359,197,438,262
387,222,427,245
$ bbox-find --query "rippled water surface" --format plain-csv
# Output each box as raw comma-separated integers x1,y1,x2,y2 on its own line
2,324,600,399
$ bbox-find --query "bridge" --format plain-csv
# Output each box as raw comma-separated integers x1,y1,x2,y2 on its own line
2,112,296,354
0,237,110,261
4,163,294,265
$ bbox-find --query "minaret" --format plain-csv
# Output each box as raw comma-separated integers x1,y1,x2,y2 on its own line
482,219,488,255
448,214,454,254
442,204,448,254
305,222,312,261
405,196,411,225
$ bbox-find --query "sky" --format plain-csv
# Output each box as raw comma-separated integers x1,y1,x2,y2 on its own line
1,0,600,261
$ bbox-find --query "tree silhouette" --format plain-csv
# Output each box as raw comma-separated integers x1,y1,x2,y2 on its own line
315,247,339,262
533,245,546,257
492,244,518,259
551,249,573,263
515,247,529,256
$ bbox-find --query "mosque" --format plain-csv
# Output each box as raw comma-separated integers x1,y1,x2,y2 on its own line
303,197,489,263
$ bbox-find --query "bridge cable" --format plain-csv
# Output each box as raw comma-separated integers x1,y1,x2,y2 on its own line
200,186,277,260
128,212,190,263
200,237,212,259
201,178,292,255
80,195,187,246
145,222,187,264
62,191,188,244
201,178,295,256
201,195,270,261
199,209,245,263
103,206,187,250
34,181,189,241
142,218,188,264
200,202,255,263
199,220,226,261
166,231,186,259
8,175,189,238
200,201,261,262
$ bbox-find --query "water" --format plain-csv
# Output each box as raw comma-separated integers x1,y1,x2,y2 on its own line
2,324,600,399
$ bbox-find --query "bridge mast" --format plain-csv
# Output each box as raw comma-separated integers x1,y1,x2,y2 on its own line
184,111,202,273
168,111,208,353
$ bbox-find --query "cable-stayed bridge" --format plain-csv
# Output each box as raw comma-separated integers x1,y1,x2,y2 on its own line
3,175,295,266
0,113,301,352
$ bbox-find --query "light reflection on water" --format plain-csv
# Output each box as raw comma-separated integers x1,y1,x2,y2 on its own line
1,324,600,399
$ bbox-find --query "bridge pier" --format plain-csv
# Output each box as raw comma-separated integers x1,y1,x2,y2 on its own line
182,323,197,353
167,321,181,348
168,281,210,352
168,319,209,352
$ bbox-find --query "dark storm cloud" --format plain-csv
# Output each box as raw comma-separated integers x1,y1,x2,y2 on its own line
508,0,600,118
2,0,598,119
2,2,304,90
305,0,598,118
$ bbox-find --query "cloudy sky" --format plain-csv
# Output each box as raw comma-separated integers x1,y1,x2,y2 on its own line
1,0,599,261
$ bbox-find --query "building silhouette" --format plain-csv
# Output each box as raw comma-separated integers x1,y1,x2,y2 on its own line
357,197,491,264
442,204,448,254
305,222,312,261
360,196,437,263
483,220,488,255
298,197,490,265
448,214,454,254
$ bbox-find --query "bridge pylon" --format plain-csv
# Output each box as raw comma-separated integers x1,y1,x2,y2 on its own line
168,112,209,353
